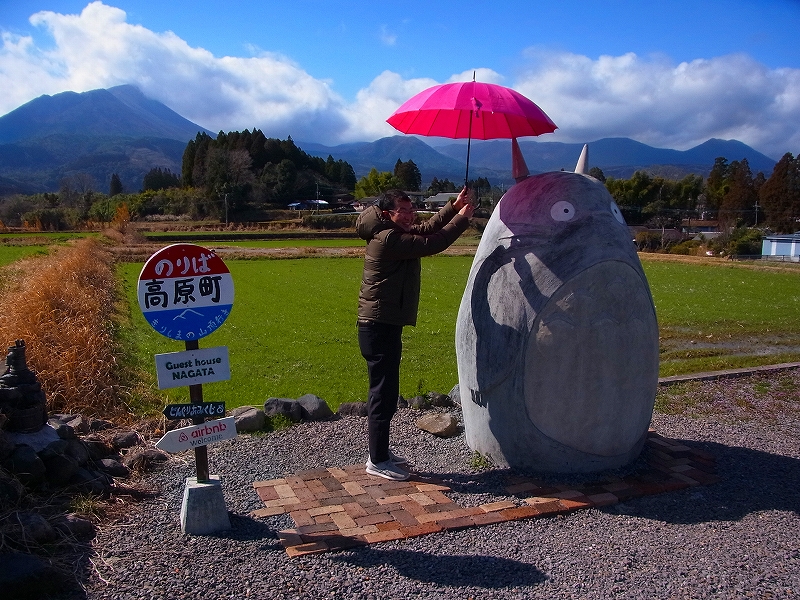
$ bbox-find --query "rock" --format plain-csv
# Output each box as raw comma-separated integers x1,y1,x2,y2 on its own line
52,513,96,540
89,418,114,431
337,402,368,417
396,395,408,409
409,395,431,410
82,434,117,461
415,412,460,437
448,384,460,405
64,415,90,435
0,470,24,508
68,467,112,496
122,447,169,472
0,552,68,599
96,458,130,478
264,397,302,423
112,430,141,450
428,392,455,408
50,420,77,440
48,413,76,424
297,394,334,421
2,445,46,488
39,447,79,487
0,429,13,461
231,406,265,432
3,510,57,544
63,438,90,466
5,424,59,451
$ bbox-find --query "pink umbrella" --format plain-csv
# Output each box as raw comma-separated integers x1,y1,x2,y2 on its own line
387,75,557,185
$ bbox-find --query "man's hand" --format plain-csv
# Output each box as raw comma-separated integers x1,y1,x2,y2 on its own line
458,203,475,218
453,186,474,211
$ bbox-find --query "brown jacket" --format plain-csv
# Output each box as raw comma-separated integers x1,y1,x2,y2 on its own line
356,201,470,326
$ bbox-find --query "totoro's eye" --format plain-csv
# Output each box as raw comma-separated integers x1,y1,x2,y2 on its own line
550,200,576,222
610,201,625,224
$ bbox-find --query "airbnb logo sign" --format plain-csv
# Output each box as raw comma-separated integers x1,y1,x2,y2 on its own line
155,417,237,454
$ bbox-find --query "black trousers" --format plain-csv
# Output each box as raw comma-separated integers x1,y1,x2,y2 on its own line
358,321,403,463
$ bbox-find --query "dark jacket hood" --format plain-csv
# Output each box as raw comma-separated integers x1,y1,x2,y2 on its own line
356,205,395,240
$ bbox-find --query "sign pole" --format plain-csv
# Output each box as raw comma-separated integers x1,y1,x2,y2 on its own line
185,339,210,483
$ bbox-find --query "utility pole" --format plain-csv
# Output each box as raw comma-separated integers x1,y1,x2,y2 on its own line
754,200,760,226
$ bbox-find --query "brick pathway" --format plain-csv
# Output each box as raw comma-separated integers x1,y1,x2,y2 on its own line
251,430,718,557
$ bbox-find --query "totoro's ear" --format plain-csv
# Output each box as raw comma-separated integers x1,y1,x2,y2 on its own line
574,144,588,174
512,138,529,183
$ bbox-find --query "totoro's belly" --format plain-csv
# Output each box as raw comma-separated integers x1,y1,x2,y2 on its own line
524,260,659,456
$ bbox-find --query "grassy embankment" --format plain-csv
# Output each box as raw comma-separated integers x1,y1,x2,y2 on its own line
0,237,151,422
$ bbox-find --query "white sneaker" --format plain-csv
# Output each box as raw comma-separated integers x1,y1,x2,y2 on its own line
388,449,408,466
366,458,410,481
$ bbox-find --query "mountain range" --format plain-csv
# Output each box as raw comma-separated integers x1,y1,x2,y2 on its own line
301,136,777,186
0,85,779,195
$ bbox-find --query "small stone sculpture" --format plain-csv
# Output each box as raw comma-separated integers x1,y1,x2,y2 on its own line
456,171,659,473
0,340,48,432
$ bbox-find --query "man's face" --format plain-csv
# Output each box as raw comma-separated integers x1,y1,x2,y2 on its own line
389,199,416,232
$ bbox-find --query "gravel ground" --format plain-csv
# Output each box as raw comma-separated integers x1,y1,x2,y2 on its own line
57,373,800,599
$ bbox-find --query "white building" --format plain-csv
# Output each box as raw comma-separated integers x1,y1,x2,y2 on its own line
761,233,800,261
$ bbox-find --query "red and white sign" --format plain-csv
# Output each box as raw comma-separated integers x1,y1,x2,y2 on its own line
155,416,237,453
137,244,234,341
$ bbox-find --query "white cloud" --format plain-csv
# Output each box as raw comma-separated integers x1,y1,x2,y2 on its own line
342,70,438,141
0,1,351,143
0,2,797,158
514,50,800,159
379,25,397,47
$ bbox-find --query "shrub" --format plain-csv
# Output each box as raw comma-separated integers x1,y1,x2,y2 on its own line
301,214,357,230
669,240,701,255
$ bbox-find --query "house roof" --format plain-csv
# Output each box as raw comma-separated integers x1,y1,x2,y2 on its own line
425,192,459,205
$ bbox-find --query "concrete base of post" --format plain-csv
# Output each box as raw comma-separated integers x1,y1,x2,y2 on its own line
180,475,231,535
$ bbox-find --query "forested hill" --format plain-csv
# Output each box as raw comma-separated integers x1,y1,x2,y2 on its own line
0,85,212,143
0,85,212,194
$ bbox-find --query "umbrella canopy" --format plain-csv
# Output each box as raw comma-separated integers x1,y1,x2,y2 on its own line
387,78,557,185
387,81,557,140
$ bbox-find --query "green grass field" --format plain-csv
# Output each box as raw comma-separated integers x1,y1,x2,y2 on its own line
119,254,800,412
0,233,95,267
118,256,469,411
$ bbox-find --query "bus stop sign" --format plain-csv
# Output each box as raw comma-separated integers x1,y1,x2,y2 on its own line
137,244,234,341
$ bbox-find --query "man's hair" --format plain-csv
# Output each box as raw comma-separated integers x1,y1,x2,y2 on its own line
377,189,411,211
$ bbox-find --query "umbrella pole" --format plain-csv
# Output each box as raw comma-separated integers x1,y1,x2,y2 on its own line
464,72,477,188
464,134,472,188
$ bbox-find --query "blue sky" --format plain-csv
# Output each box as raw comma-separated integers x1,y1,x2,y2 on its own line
1,0,798,159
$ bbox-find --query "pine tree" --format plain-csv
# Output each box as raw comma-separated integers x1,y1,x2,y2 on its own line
759,153,800,232
109,173,123,197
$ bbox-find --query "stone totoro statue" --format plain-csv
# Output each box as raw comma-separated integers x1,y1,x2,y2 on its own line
456,167,659,473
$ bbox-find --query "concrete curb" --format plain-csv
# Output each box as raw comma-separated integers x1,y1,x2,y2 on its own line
658,362,800,387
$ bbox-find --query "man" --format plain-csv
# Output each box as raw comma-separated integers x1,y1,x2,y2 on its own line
356,188,475,480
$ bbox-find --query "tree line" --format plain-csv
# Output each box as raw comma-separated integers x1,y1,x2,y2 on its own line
179,130,357,216
0,130,796,234
600,153,800,233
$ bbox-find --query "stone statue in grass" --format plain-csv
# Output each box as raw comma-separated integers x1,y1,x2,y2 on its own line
456,145,659,473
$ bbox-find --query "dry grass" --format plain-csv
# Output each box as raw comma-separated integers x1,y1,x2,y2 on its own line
0,238,134,421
